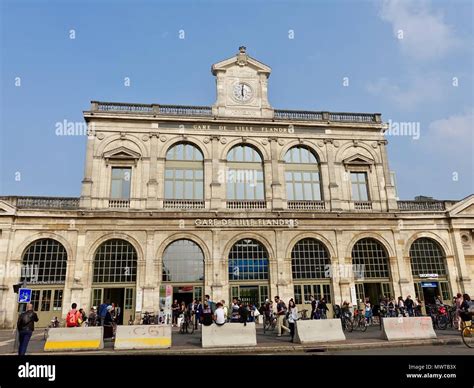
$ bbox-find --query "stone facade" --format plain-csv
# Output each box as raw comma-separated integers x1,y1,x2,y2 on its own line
0,48,473,328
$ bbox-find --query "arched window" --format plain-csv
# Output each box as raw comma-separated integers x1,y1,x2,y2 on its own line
351,238,390,279
291,238,330,279
165,143,204,200
284,146,322,201
93,239,137,283
409,238,447,276
162,239,204,282
226,145,264,200
21,239,67,284
228,239,269,280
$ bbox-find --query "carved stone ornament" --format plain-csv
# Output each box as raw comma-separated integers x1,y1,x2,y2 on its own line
220,137,227,144
160,136,167,142
142,135,149,142
97,133,105,140
203,137,210,144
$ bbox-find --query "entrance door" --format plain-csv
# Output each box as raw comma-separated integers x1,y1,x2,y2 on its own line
92,287,135,325
173,286,194,306
19,288,63,327
421,282,439,305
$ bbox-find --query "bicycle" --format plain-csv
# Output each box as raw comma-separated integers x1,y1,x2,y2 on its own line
460,319,473,348
263,313,277,333
43,317,61,341
352,310,368,332
341,314,353,332
179,314,195,334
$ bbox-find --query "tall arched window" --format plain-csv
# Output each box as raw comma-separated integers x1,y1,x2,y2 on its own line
284,146,322,201
93,239,137,283
351,238,390,279
162,239,204,282
410,237,450,303
21,238,67,284
164,143,204,200
291,238,332,304
409,238,447,276
228,239,269,281
351,238,392,302
226,145,264,201
291,238,330,279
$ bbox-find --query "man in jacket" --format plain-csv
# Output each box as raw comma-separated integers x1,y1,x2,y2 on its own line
17,303,39,356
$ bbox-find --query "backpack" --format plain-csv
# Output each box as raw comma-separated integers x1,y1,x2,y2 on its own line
66,310,79,327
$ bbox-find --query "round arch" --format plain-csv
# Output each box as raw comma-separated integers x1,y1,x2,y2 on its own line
285,233,336,260
159,137,210,160
16,232,74,264
155,233,211,265
87,233,144,264
279,141,326,163
220,139,270,161
345,232,395,260
96,134,149,158
404,231,452,258
222,232,275,262
334,142,381,165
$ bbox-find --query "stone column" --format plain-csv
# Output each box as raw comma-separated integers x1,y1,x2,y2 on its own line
335,230,351,305
449,228,472,294
269,138,283,210
79,134,96,208
324,139,342,211
146,133,159,209
210,136,223,209
378,140,398,210
391,229,415,298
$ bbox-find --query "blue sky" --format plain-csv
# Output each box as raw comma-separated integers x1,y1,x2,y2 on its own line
1,0,473,200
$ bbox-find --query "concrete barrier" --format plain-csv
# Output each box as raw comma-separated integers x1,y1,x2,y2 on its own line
202,322,257,348
381,317,436,341
295,319,346,344
44,327,104,352
114,325,171,350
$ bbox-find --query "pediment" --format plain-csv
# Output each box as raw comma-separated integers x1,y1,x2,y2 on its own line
449,195,474,217
212,47,271,75
0,200,17,215
103,146,141,165
343,154,374,165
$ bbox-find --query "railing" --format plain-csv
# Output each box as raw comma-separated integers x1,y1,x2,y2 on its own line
397,201,446,211
4,196,80,209
287,200,326,210
274,110,323,121
163,200,205,209
96,102,154,113
158,105,212,116
329,112,377,123
91,101,380,123
226,200,267,209
108,199,130,208
354,201,373,210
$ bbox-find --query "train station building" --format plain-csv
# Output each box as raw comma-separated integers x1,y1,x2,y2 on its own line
0,47,473,327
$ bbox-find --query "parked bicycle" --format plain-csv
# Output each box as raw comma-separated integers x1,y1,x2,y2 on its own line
427,304,449,330
460,319,473,348
351,309,368,332
141,311,157,325
179,314,194,334
263,313,277,333
43,317,61,341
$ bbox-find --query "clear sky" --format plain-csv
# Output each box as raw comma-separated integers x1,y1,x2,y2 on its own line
1,0,472,200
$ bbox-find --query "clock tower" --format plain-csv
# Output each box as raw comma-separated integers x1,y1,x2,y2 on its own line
211,46,274,118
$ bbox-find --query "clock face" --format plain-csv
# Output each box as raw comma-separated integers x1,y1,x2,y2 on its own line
232,82,253,102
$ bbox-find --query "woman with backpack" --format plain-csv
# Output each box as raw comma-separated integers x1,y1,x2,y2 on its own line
460,294,473,323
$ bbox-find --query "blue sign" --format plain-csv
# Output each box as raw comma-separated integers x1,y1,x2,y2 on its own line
18,288,32,303
421,282,438,288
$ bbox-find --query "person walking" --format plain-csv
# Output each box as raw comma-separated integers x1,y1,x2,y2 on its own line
405,295,414,317
17,303,39,356
364,298,373,325
171,299,179,327
318,297,329,319
238,302,249,326
201,301,213,326
287,298,298,342
310,295,317,319
98,301,109,326
454,293,463,330
194,299,202,329
274,296,290,337
397,297,405,317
